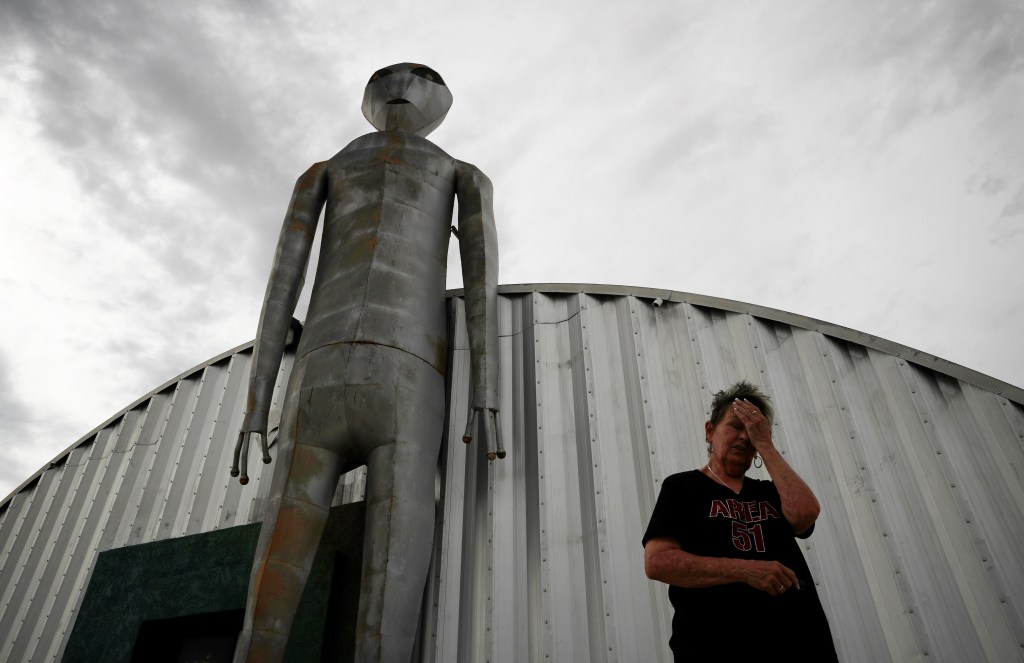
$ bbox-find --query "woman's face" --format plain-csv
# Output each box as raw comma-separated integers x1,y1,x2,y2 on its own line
705,410,755,477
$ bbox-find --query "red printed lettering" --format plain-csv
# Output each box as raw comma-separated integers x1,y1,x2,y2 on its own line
709,500,729,518
731,522,766,553
760,501,781,520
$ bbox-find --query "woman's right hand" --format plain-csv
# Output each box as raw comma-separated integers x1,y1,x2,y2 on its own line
739,559,800,596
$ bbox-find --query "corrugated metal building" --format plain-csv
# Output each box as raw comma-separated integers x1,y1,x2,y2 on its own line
2,284,1022,662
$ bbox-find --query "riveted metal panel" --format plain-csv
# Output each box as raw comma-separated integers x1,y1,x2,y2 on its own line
1,443,88,663
34,421,125,663
183,355,244,536
433,295,472,663
760,324,894,662
2,285,1023,663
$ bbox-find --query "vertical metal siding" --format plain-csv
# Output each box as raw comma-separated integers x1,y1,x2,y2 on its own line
1,287,1022,662
429,292,1024,663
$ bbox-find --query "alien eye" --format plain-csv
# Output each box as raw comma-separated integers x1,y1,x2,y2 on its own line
368,68,394,84
410,66,445,85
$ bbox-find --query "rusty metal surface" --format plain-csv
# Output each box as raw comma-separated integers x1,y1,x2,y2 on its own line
2,286,1023,662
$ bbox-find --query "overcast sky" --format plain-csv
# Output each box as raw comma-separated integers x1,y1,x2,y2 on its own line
2,0,1022,500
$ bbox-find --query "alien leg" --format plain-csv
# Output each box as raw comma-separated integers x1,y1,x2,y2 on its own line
235,349,350,663
351,349,444,663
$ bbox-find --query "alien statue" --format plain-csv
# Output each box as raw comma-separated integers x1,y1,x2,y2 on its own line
230,63,501,662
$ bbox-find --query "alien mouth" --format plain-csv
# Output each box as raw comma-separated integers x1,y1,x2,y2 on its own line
386,98,410,105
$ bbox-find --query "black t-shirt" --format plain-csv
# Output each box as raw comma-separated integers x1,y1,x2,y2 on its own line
643,470,838,661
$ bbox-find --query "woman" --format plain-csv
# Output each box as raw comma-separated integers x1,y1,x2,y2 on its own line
643,381,838,661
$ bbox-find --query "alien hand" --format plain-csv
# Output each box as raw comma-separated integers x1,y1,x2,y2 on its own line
462,407,505,460
231,428,272,485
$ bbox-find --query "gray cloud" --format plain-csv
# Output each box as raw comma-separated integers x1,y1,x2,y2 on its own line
1000,185,1024,219
979,176,1008,196
3,0,1023,500
821,0,1024,137
0,350,79,499
988,184,1024,244
0,352,33,443
3,1,345,294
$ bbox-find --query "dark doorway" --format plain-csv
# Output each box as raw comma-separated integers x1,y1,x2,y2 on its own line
130,609,243,663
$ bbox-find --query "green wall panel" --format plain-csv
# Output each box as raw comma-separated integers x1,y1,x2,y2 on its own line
63,502,365,663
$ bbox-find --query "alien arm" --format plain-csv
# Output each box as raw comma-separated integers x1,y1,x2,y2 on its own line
238,162,327,445
455,160,502,456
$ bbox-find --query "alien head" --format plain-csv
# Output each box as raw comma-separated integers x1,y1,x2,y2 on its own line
362,63,453,137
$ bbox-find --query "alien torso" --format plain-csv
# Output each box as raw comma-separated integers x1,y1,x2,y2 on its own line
298,131,460,372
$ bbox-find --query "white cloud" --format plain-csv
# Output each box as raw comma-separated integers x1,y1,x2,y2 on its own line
2,0,1023,500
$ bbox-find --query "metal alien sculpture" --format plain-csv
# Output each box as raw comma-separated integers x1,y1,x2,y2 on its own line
230,63,501,662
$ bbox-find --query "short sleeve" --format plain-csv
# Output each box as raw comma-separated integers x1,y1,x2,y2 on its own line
796,522,815,539
642,474,684,547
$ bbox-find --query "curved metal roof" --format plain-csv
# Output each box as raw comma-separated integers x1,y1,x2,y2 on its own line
5,283,1021,506
488,284,1024,402
1,284,1022,662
